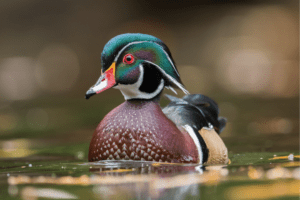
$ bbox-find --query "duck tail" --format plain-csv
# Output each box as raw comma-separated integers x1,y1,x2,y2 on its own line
163,94,227,134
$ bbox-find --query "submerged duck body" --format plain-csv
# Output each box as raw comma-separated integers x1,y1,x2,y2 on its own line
86,33,227,164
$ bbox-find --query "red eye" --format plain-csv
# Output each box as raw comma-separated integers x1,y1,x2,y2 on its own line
123,54,135,64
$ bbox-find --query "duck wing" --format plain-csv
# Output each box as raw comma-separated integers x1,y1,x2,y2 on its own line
162,94,226,134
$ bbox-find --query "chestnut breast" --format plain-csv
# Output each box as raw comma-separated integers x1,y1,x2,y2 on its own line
89,100,199,163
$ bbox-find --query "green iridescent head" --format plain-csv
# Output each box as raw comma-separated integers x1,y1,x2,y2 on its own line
86,33,188,100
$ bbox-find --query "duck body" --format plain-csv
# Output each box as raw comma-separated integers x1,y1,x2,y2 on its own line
89,100,199,163
86,33,227,164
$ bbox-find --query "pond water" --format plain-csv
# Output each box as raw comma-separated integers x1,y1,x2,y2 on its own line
0,145,299,200
0,97,299,199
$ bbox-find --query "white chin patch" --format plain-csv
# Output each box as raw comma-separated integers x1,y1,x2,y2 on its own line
116,79,164,100
115,64,164,100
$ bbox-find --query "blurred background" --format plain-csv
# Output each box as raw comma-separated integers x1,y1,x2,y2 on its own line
0,0,298,157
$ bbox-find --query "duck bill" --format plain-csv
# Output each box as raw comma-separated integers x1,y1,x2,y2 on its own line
85,62,116,99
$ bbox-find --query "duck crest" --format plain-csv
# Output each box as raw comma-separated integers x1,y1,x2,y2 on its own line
86,33,227,164
101,34,172,72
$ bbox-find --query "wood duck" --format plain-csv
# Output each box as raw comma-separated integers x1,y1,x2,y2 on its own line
85,33,227,164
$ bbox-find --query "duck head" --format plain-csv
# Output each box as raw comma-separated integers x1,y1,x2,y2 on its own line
85,33,188,100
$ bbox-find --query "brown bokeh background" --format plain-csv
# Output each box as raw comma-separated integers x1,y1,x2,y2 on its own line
0,0,298,153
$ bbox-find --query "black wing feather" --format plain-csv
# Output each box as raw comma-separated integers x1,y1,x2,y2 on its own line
163,94,226,134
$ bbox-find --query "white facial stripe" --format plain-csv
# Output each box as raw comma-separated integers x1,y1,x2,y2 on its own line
114,41,144,62
114,64,165,100
144,61,189,94
182,125,203,164
114,41,180,77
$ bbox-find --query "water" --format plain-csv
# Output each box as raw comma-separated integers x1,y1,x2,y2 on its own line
0,97,298,199
0,150,299,200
